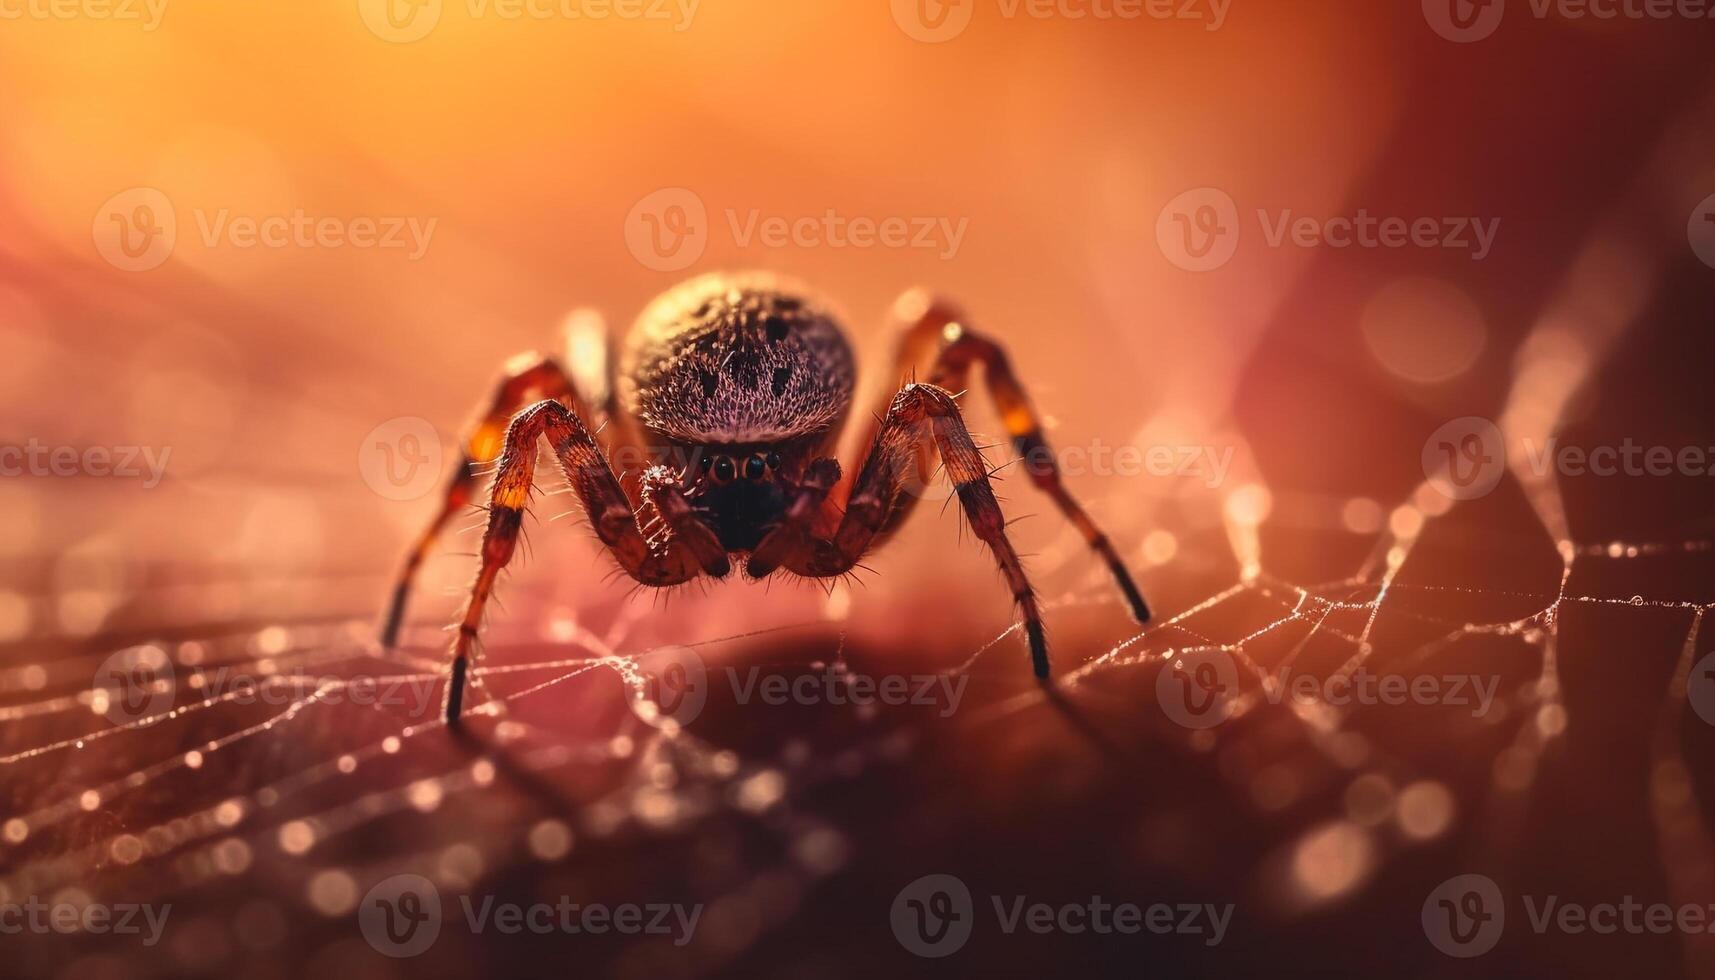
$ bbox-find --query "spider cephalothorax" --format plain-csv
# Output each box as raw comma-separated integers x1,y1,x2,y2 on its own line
382,271,1151,725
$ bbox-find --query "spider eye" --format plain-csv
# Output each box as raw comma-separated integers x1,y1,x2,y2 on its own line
711,456,736,484
765,451,781,471
743,453,767,480
699,454,713,472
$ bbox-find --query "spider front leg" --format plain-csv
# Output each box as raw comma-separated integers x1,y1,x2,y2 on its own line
746,457,842,578
443,399,701,726
795,383,1053,677
867,291,1152,624
641,466,730,578
380,353,578,648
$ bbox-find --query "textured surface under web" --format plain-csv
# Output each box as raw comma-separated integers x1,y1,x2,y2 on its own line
5,91,1715,976
1,413,1712,979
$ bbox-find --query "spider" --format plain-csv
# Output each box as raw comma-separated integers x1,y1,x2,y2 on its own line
381,272,1151,725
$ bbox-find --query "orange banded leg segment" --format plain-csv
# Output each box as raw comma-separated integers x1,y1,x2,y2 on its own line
382,465,476,649
874,290,1150,625
381,353,576,648
445,399,698,725
930,323,1151,625
800,384,1051,677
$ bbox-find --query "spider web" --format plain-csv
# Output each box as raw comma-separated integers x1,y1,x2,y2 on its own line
2,365,1712,980
5,115,1715,980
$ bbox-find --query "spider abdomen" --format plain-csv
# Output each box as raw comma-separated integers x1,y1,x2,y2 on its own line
617,272,856,446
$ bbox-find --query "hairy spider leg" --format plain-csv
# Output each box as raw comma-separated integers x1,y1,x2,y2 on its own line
380,354,576,648
864,291,1152,624
771,383,1053,677
444,399,704,725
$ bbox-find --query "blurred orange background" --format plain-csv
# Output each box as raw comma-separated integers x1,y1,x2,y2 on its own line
4,3,1715,978
2,2,1447,635
1,2,1710,640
